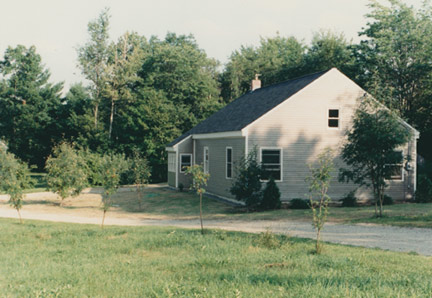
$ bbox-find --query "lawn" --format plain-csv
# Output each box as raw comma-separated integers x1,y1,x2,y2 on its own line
1,218,431,297
2,185,432,228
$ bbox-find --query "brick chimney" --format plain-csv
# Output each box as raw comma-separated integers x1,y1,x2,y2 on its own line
251,74,261,91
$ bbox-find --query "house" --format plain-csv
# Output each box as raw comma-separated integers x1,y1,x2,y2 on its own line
166,68,419,202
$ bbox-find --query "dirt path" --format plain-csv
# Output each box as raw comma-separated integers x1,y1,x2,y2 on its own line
1,205,431,256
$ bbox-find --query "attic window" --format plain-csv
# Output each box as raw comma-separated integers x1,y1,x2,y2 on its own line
328,109,339,128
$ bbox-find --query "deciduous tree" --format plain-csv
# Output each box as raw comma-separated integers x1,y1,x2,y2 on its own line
45,143,88,206
306,148,334,254
0,147,32,223
339,97,411,217
185,164,210,234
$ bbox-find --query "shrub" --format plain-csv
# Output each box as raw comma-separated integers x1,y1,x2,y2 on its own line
382,194,394,205
415,174,432,203
178,183,184,192
78,149,104,186
261,177,281,210
290,198,310,209
340,190,358,207
255,229,281,249
230,149,263,210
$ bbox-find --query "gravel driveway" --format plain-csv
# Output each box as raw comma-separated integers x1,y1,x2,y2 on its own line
1,207,431,256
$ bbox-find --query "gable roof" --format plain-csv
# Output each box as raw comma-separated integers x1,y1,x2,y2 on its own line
167,69,329,147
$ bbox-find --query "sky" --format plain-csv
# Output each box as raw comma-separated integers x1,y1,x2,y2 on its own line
0,0,424,94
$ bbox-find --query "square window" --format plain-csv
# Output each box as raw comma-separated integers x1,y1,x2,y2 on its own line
180,154,192,172
385,151,403,180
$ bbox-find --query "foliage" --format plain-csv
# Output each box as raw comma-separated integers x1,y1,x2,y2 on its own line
79,149,105,186
357,0,432,160
304,30,356,76
0,45,63,169
105,32,145,139
98,153,129,227
0,148,32,223
382,194,394,206
339,97,411,217
77,8,111,129
220,35,306,103
306,148,334,254
185,164,210,234
261,177,281,210
127,150,151,210
416,174,432,203
255,228,282,249
340,190,358,207
45,143,88,205
290,198,310,209
230,149,263,210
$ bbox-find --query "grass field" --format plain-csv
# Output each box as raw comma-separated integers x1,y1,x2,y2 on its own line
1,218,431,297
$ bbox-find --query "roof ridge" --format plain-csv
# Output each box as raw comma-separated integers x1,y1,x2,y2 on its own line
248,69,331,93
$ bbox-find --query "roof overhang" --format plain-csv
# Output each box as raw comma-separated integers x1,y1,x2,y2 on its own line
193,130,243,139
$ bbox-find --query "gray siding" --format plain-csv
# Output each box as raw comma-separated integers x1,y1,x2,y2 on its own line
168,171,176,188
195,137,245,198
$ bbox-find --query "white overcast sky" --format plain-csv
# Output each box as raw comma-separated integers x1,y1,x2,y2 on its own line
0,0,424,94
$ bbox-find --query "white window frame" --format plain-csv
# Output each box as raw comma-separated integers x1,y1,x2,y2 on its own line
168,153,176,172
327,108,340,129
203,147,209,174
385,150,404,181
179,153,192,173
259,147,283,182
226,147,233,179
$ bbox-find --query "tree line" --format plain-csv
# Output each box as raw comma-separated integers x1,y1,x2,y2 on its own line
0,0,431,183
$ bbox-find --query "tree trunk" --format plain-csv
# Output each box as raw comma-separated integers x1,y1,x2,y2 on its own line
375,202,378,217
109,98,114,139
101,209,107,229
316,228,321,254
379,196,383,218
16,208,22,224
94,103,99,129
137,185,142,211
199,193,203,235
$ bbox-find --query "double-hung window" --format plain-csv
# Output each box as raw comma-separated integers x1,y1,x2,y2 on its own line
180,154,192,173
203,147,209,174
226,147,233,179
261,148,282,181
385,150,403,181
168,153,176,172
328,109,339,128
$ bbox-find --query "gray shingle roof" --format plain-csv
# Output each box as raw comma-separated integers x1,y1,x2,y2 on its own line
167,69,329,147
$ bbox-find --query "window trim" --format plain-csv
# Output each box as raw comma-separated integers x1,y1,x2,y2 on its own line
203,147,209,174
179,153,192,173
327,108,340,129
259,147,283,182
385,150,404,182
226,147,233,179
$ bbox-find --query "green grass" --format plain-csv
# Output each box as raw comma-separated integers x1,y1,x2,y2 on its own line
131,188,432,228
0,218,431,297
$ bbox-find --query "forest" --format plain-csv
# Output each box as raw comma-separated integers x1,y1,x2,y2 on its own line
0,0,431,183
